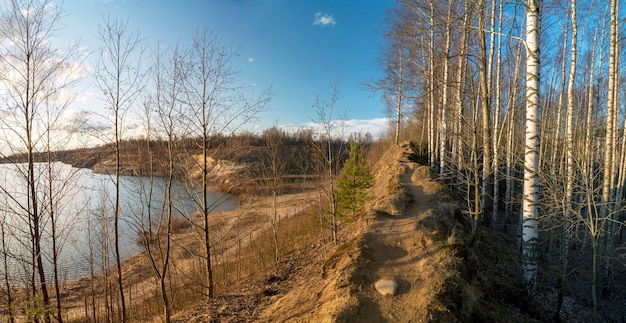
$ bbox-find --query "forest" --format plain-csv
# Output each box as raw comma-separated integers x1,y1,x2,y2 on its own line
374,0,625,322
0,0,624,322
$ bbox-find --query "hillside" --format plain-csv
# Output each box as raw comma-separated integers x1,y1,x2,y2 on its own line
169,143,540,322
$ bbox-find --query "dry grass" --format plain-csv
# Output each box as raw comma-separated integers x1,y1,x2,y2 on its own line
53,190,323,322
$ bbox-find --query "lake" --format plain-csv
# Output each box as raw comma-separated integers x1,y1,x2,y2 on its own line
0,162,237,282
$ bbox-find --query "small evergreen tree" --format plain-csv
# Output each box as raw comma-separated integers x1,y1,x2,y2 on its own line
337,139,375,219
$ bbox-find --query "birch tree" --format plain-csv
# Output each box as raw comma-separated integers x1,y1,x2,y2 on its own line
521,0,542,300
600,0,619,304
491,0,504,229
478,0,492,226
438,0,453,176
555,0,577,318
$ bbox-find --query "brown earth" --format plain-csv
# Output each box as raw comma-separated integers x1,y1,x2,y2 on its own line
172,143,538,322
255,143,471,322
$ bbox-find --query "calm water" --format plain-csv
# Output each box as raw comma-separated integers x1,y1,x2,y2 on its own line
0,162,237,282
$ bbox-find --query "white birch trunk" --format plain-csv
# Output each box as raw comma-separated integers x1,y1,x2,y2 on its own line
439,1,453,176
583,10,605,322
522,0,542,300
429,1,437,169
395,47,403,146
558,1,577,317
491,0,504,229
601,0,617,225
479,0,491,224
551,27,568,174
564,0,577,262
601,0,619,300
454,3,470,183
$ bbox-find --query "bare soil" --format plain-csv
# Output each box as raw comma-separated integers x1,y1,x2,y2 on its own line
165,142,540,322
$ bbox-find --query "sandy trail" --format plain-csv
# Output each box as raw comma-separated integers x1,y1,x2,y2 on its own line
356,162,454,322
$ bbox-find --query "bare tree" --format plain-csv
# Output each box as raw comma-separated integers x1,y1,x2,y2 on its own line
260,126,287,263
311,81,345,245
181,28,271,298
134,43,186,323
95,16,145,322
0,0,81,320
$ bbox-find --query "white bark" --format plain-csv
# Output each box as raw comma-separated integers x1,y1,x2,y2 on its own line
564,0,578,252
558,1,577,317
454,3,470,181
491,0,504,229
439,0,453,175
601,0,619,302
429,0,437,169
478,0,491,224
550,25,568,174
395,47,403,146
522,0,542,300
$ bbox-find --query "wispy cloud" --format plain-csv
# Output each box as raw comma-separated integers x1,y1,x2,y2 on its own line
313,12,336,26
279,118,388,140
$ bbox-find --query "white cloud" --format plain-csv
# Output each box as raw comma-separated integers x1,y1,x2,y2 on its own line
313,12,336,26
279,118,388,140
248,57,255,63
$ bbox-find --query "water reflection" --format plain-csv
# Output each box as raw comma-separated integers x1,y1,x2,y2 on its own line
0,162,237,282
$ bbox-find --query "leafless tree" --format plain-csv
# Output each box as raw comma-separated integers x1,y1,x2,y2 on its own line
260,125,287,262
0,0,82,320
310,81,346,245
180,28,271,298
95,16,145,321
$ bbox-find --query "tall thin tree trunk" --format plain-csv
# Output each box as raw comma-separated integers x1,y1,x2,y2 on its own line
600,0,618,302
522,0,542,301
46,151,63,323
551,25,568,175
1,223,14,323
28,116,51,323
439,0,453,176
161,136,174,323
114,110,127,322
478,0,492,225
454,3,470,184
491,0,504,229
558,0,577,318
395,46,403,146
429,1,437,169
506,43,523,236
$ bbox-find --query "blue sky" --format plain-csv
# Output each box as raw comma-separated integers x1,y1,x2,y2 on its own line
60,0,393,138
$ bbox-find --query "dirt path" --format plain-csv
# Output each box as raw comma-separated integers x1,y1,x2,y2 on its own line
258,144,462,322
353,162,459,322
